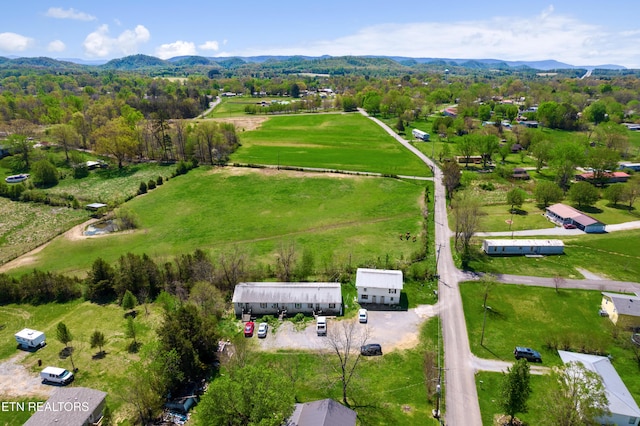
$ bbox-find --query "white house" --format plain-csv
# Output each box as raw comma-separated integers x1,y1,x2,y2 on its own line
355,268,403,306
482,239,564,256
558,351,640,425
232,282,342,317
601,292,640,328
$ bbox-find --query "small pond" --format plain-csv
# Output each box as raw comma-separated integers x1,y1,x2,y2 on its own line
84,220,118,236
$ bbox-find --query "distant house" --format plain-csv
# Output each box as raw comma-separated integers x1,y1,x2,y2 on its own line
545,203,606,233
558,351,640,426
517,120,539,128
601,292,640,328
287,399,356,426
575,171,631,184
510,143,524,153
512,168,530,180
232,282,342,317
482,239,564,256
443,107,458,117
619,163,640,172
24,387,107,426
455,155,483,164
356,268,403,306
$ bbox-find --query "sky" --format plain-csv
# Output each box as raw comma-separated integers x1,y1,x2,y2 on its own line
1,1,640,68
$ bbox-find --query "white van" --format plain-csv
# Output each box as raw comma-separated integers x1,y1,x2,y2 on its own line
316,316,327,336
41,366,74,385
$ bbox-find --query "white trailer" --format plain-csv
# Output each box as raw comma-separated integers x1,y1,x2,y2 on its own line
412,129,430,141
40,366,74,385
15,328,46,350
482,239,564,256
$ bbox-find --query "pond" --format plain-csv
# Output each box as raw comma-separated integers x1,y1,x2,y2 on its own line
84,220,118,236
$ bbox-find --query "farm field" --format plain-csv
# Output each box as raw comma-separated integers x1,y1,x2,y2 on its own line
466,228,640,281
230,113,432,177
461,283,640,407
4,166,428,277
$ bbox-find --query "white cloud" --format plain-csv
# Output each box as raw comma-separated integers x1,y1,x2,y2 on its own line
0,32,34,52
46,7,96,21
47,40,66,53
83,24,150,57
199,41,219,51
156,41,197,59
233,8,640,68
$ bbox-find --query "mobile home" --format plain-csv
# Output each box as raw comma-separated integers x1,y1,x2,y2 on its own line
482,239,564,256
412,129,430,141
15,328,46,350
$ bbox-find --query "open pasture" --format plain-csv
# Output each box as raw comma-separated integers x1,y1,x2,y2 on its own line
230,113,432,177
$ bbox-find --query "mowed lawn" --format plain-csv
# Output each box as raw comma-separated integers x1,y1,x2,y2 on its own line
231,113,432,177
8,167,427,276
467,228,640,281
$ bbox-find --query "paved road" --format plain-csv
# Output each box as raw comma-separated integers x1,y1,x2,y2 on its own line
361,110,482,425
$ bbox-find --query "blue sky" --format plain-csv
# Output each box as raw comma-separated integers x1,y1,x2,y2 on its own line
1,1,639,67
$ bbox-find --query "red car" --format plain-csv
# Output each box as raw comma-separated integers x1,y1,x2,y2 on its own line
563,223,577,229
244,321,255,337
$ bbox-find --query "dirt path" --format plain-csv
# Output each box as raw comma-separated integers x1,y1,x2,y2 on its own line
0,352,54,399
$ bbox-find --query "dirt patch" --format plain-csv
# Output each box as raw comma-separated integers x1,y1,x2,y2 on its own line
209,166,367,180
212,116,268,131
0,352,54,399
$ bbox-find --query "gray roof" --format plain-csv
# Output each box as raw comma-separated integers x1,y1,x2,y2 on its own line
602,292,640,316
287,398,356,426
355,268,403,290
558,351,640,419
232,282,342,305
24,387,107,426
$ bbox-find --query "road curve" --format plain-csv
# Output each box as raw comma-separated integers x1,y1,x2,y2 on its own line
360,110,482,425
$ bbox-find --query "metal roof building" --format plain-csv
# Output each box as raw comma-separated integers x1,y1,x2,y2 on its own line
24,387,107,426
546,203,606,233
287,398,356,426
482,239,565,255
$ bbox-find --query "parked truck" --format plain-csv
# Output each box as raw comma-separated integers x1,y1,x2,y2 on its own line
316,316,327,336
40,366,74,385
15,328,46,350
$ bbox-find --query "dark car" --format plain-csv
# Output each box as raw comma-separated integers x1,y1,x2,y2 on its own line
244,321,255,337
361,343,382,356
514,346,542,362
563,223,577,229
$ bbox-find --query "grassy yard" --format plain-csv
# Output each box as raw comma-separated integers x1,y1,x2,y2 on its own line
230,113,432,177
466,228,640,281
461,283,640,418
6,167,427,277
0,300,164,424
239,317,442,425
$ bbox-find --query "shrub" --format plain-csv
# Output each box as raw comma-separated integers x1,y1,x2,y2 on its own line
293,312,305,323
73,165,89,179
138,181,147,195
147,179,156,190
175,161,188,176
31,159,59,187
156,176,164,186
479,182,495,191
115,209,139,230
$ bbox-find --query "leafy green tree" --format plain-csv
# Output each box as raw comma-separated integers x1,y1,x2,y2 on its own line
604,184,625,206
85,257,116,302
125,316,139,350
56,322,73,347
121,289,137,312
31,159,59,187
506,187,526,212
541,362,609,426
477,134,500,169
289,83,300,98
457,135,477,168
478,104,492,121
195,365,294,426
551,141,586,190
535,181,564,207
90,330,106,355
362,91,382,115
499,358,531,426
568,181,600,208
530,139,552,172
585,147,620,183
622,177,640,209
48,123,79,163
584,101,608,125
93,117,138,169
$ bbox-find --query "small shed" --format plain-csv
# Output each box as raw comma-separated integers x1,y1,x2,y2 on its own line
482,239,564,256
15,328,46,350
86,203,107,211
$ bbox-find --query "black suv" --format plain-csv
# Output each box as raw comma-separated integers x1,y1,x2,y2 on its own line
361,344,383,356
513,346,542,362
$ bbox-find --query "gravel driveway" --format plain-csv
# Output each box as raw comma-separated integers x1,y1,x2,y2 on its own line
0,352,54,399
256,304,438,352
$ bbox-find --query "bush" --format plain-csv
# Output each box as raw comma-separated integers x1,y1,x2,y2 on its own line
293,312,305,323
138,181,147,195
147,179,157,190
73,165,89,179
175,161,188,176
156,176,164,186
31,159,59,188
479,182,495,191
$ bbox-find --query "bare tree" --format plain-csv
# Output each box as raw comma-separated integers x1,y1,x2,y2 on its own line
325,319,369,407
451,191,484,263
276,241,297,282
217,246,248,291
480,274,497,346
553,275,565,293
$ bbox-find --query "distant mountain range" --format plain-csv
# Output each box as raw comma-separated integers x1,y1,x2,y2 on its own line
0,54,628,72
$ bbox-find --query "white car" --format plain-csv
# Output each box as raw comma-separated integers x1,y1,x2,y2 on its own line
358,308,368,323
257,322,268,338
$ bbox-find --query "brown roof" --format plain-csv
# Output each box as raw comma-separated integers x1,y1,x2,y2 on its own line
546,203,602,227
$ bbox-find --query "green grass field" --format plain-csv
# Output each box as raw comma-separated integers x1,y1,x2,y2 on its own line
461,283,640,420
6,166,427,277
230,113,432,177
